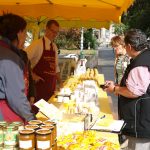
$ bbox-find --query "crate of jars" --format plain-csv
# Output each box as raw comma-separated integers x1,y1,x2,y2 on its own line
0,120,57,150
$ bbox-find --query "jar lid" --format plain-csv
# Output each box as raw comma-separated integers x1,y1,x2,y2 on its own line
5,125,18,130
0,121,8,127
19,129,34,134
36,129,51,135
0,121,7,124
25,124,39,130
43,120,56,126
40,125,54,130
11,121,23,125
28,120,42,125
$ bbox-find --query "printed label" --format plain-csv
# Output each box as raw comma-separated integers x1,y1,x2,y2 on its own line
4,132,16,145
37,140,50,149
19,140,32,148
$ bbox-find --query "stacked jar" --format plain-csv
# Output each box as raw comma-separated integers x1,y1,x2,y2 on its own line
43,120,57,150
18,119,42,150
18,119,57,150
36,129,52,150
19,129,35,150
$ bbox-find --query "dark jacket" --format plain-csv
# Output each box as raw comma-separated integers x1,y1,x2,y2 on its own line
119,49,150,138
0,39,35,121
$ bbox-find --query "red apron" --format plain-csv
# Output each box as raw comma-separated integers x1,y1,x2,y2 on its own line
0,100,25,122
33,38,57,101
0,40,28,122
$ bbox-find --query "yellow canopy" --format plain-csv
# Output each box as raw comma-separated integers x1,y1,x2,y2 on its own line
0,0,134,28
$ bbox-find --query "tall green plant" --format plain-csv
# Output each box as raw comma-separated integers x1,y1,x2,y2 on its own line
83,29,97,49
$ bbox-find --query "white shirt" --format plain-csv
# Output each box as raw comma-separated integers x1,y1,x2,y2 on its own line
25,36,60,73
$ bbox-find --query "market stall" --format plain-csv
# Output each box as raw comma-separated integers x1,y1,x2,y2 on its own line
0,68,123,149
0,1,134,149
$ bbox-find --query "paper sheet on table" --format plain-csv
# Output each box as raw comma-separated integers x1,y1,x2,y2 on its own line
91,119,125,133
34,99,62,120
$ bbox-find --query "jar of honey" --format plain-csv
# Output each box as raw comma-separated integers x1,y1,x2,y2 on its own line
43,121,57,141
52,140,58,150
40,125,55,145
19,129,35,150
36,129,52,150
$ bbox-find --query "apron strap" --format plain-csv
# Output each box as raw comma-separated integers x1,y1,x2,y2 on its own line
42,37,46,51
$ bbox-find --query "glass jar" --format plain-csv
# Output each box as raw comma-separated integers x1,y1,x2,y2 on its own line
19,129,35,150
28,120,42,126
3,125,18,148
52,140,57,150
43,121,57,141
36,129,52,150
40,125,55,145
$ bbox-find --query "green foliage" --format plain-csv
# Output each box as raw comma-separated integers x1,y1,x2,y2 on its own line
122,0,150,37
113,23,129,35
55,28,80,49
83,29,98,49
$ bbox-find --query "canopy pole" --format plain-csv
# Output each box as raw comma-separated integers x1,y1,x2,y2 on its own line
80,27,84,51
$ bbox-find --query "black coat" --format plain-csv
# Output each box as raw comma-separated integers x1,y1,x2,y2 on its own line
119,49,150,138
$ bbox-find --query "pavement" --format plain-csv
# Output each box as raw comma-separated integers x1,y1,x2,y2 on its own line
97,46,118,118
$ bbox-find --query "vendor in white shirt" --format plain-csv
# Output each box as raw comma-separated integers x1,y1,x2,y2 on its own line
25,20,62,102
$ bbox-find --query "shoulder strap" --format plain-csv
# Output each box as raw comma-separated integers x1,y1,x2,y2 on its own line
42,37,46,50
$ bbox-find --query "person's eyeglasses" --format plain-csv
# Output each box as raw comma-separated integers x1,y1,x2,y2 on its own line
49,28,59,34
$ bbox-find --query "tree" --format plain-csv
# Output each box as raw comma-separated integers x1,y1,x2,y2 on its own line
83,29,97,49
122,0,150,36
113,23,129,35
55,28,81,49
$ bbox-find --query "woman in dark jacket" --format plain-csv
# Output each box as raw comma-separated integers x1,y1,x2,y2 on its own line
0,13,35,122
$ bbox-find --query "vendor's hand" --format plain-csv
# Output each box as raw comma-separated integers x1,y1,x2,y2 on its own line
59,81,63,88
32,73,44,83
104,80,115,93
29,97,35,105
56,84,63,92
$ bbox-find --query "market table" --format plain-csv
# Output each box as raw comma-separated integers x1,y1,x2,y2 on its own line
36,71,120,150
